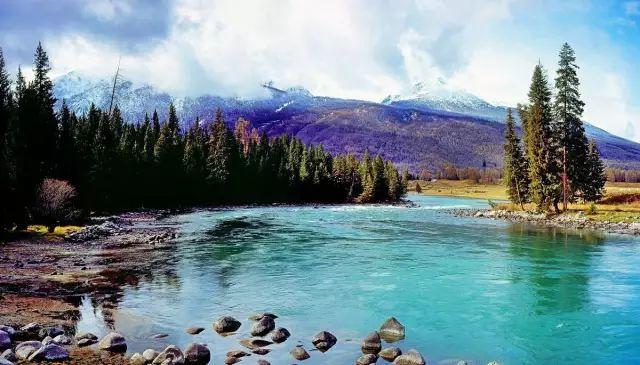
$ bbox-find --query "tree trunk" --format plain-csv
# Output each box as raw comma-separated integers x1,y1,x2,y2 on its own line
47,225,56,233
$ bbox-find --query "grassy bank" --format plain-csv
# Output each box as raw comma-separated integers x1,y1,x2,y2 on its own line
410,179,640,223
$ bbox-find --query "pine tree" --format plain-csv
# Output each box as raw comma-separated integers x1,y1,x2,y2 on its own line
206,109,239,199
0,47,13,230
56,101,76,181
554,43,590,202
583,140,606,202
503,108,530,209
32,42,57,177
524,63,561,211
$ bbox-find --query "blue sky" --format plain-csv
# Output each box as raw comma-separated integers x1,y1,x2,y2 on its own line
0,0,638,140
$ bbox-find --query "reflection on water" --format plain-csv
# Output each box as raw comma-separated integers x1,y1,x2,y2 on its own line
76,195,640,365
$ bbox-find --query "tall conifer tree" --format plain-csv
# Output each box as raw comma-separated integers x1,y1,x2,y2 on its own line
503,108,529,208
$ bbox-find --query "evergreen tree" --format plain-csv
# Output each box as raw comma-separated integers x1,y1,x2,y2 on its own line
554,43,590,201
206,109,240,199
524,63,561,211
56,101,75,180
583,140,606,202
503,108,530,209
32,42,57,177
0,48,13,230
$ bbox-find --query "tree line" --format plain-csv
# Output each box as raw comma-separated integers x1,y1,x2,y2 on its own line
605,169,640,183
0,43,407,232
503,43,606,211
417,164,502,184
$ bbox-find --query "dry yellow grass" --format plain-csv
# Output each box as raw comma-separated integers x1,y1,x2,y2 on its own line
410,180,640,223
26,224,83,238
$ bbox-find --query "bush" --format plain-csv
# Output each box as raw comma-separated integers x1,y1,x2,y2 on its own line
34,179,80,232
587,203,597,215
415,182,422,193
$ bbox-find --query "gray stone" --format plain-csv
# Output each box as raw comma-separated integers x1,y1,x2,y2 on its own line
0,327,15,338
379,347,402,361
270,327,290,343
184,343,210,365
27,344,69,362
53,334,73,345
250,316,275,337
356,353,378,365
77,338,97,347
98,332,127,352
130,353,146,365
1,349,16,362
290,346,310,361
152,345,185,364
0,357,13,365
257,360,270,365
143,349,159,362
379,317,405,342
75,331,98,341
0,331,10,351
41,336,53,345
361,331,382,354
249,312,278,321
226,350,250,358
252,348,270,355
213,316,242,334
391,349,425,365
312,331,337,352
15,341,42,359
186,327,205,335
38,326,64,339
224,357,241,364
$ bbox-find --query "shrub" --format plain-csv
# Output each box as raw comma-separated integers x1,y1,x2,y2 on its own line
415,182,422,193
587,203,597,215
34,179,80,232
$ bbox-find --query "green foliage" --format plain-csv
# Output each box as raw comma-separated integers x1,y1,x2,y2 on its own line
503,108,529,207
587,202,597,215
583,140,606,202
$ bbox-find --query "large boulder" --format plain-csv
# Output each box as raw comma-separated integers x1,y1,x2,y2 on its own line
27,344,69,362
213,316,242,334
184,343,210,365
270,327,290,343
143,349,159,362
15,341,42,360
17,323,41,340
312,331,337,352
98,332,127,352
392,349,425,365
361,331,382,354
356,353,378,365
251,316,275,337
380,347,402,361
152,345,185,364
0,331,10,351
290,346,310,361
379,317,405,342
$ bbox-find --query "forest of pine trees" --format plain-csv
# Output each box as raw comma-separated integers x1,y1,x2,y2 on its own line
0,44,407,232
504,43,606,212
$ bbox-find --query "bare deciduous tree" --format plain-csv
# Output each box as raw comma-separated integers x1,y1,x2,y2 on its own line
34,179,79,232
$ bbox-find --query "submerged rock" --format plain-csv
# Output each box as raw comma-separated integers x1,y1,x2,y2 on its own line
379,317,405,342
391,349,425,365
98,332,127,352
27,344,69,362
226,350,250,358
224,357,241,364
251,316,275,337
270,327,290,343
186,327,205,335
184,343,210,365
257,360,270,365
380,347,402,361
252,348,270,355
290,346,310,361
15,341,42,360
239,338,272,350
312,331,337,352
356,353,378,365
151,333,169,339
214,316,242,334
361,331,382,354
0,331,10,351
152,345,185,364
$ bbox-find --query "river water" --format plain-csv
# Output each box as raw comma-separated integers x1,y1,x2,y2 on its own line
76,194,640,364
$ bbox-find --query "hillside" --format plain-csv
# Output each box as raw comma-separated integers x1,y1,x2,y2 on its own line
53,72,640,172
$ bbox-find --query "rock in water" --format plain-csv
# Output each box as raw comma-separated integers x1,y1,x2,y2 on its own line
251,316,275,337
290,346,310,361
380,347,402,361
15,341,42,359
270,327,291,343
356,353,378,365
98,332,127,352
361,331,382,354
379,317,405,342
252,348,270,355
184,343,210,365
249,312,278,321
392,349,425,365
312,331,337,352
27,344,69,362
186,327,205,335
239,338,272,350
75,332,98,341
0,331,10,351
143,349,159,362
257,360,270,365
487,362,501,365
226,350,250,358
213,316,242,334
152,345,185,364
224,357,240,364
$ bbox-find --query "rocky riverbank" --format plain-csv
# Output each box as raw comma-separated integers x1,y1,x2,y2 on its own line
452,208,640,236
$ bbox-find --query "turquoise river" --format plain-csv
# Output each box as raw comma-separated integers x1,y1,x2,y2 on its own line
76,194,640,365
